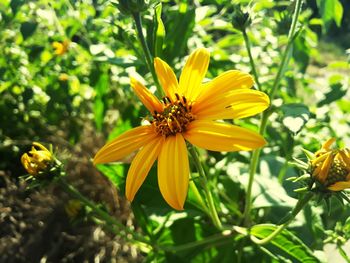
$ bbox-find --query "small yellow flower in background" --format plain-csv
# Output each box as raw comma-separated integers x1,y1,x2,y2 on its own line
94,48,270,210
21,142,53,176
311,138,350,191
65,199,82,219
52,40,70,56
58,73,69,81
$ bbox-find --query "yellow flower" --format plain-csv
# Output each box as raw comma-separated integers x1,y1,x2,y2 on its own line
94,48,270,210
21,142,53,176
311,138,350,191
52,40,70,56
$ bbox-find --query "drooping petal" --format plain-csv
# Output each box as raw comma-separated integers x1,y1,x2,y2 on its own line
158,133,189,210
338,150,350,168
154,57,179,101
193,89,270,120
130,77,163,113
317,152,335,183
322,138,336,151
178,48,210,100
328,180,350,191
183,120,266,152
195,70,254,105
125,136,164,202
93,125,158,165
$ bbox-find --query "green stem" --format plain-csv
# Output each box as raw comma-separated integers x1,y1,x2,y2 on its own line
189,146,222,230
132,12,163,96
164,229,234,252
243,112,269,226
57,178,153,248
251,192,313,245
242,30,262,91
242,0,303,226
269,0,303,100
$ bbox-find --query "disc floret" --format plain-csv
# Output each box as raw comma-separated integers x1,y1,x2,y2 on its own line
151,93,195,137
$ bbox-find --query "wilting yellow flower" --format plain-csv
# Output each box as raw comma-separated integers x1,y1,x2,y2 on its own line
52,40,70,56
21,142,53,176
311,138,350,191
94,48,269,210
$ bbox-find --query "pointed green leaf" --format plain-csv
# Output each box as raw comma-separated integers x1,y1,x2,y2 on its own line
251,224,321,262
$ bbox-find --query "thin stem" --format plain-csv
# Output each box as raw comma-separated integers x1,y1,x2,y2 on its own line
164,229,234,252
243,0,303,226
132,12,163,96
57,178,153,248
251,192,313,245
242,30,262,91
269,0,303,100
188,146,222,229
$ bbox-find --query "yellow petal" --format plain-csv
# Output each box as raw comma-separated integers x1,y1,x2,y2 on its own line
93,125,158,165
195,70,254,105
184,120,266,152
311,151,331,166
317,152,335,183
154,57,179,101
125,136,164,202
322,138,336,151
193,89,269,120
328,180,350,191
338,150,350,168
178,48,210,100
158,133,189,210
130,77,163,113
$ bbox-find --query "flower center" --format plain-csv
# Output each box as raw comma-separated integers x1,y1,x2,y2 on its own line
311,152,349,186
151,94,195,137
324,159,348,186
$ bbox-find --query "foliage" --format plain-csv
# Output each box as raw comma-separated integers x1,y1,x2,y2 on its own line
1,0,350,262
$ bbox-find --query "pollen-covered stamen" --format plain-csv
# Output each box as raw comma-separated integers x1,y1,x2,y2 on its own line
152,94,195,137
325,159,348,186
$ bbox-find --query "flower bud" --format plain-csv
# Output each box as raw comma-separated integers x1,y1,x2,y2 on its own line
21,142,54,177
52,40,70,56
113,0,150,15
231,5,252,32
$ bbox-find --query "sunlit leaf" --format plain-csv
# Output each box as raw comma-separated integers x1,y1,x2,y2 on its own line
251,224,321,262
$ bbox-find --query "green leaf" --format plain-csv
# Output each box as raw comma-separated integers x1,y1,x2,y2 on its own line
317,82,347,107
93,73,109,131
20,22,38,40
251,224,321,262
10,0,25,14
154,3,166,57
93,98,104,131
96,163,125,190
280,103,310,134
163,2,195,62
317,0,344,31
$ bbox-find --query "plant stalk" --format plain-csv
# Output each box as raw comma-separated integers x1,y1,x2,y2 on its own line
189,146,222,230
243,0,303,226
57,178,153,247
242,30,262,91
250,192,313,244
132,12,163,96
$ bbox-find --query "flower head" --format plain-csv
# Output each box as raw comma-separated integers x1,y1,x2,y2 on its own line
21,142,54,176
52,40,70,56
311,138,350,191
94,48,270,210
